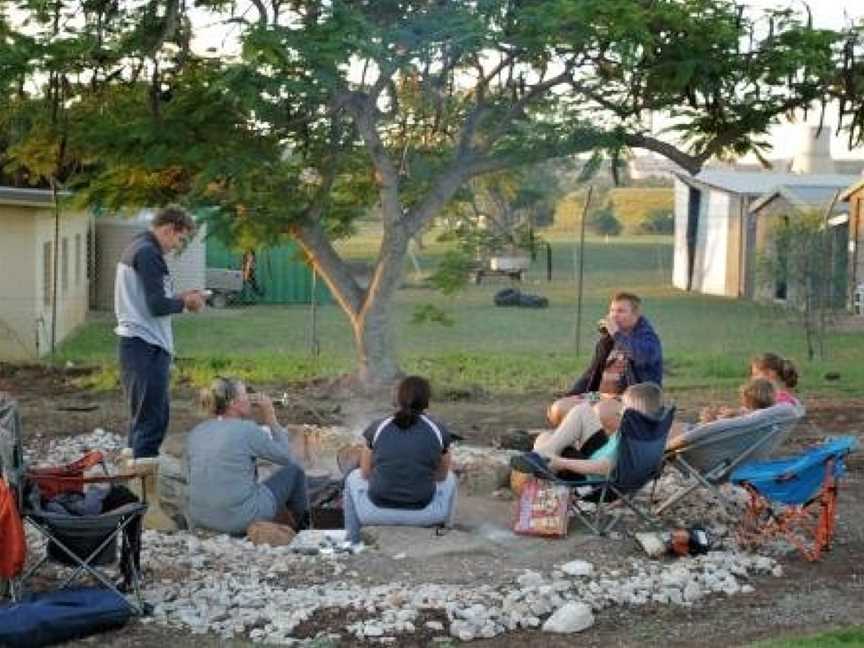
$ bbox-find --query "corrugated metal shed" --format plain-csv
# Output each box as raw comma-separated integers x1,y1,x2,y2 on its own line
750,184,851,214
206,238,332,304
676,170,859,196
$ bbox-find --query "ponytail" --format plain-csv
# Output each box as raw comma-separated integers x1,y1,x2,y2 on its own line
200,376,242,416
393,408,419,429
751,353,798,389
392,375,431,429
780,359,799,389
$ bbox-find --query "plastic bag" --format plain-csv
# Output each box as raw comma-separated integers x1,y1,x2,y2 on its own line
513,477,570,538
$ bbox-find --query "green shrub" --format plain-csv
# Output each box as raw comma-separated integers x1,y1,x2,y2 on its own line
639,208,674,234
588,206,622,236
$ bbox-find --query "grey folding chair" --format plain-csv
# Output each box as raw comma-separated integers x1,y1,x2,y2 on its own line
654,403,805,515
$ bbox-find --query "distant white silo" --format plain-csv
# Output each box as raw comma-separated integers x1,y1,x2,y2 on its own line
790,125,835,174
94,213,207,311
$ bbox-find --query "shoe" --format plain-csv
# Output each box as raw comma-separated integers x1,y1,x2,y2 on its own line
509,452,555,479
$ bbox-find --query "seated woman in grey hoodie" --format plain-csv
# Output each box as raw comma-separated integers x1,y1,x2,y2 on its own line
186,377,308,534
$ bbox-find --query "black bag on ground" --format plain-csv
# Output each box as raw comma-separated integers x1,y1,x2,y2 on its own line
494,288,548,308
0,587,131,647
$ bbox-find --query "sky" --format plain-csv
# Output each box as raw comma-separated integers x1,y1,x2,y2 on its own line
738,1,864,159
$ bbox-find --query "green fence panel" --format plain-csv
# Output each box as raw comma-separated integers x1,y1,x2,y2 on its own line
206,238,332,304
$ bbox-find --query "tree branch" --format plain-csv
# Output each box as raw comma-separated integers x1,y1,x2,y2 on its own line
247,0,269,25
292,219,364,316
620,133,703,175
481,69,575,149
345,94,402,226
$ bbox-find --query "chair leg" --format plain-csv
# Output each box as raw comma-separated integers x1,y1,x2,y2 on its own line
22,516,145,615
606,484,663,530
569,496,602,535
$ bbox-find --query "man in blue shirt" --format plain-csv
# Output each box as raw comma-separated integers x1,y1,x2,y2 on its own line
548,292,663,426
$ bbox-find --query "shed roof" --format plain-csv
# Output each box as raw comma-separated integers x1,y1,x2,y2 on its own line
675,170,859,196
839,177,864,201
0,186,70,208
750,184,850,214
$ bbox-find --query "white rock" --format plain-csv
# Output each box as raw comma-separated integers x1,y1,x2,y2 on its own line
682,582,703,603
542,602,594,633
560,560,594,577
449,620,476,642
517,571,544,588
364,622,385,637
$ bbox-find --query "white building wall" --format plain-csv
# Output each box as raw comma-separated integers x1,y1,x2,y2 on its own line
0,205,90,360
32,210,91,356
672,178,690,290
694,190,730,295
0,209,38,359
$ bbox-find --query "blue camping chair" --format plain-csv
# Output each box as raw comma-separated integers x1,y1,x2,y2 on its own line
731,436,858,561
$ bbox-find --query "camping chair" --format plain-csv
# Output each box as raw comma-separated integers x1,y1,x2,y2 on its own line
654,403,805,516
514,407,675,535
731,436,857,561
0,395,148,615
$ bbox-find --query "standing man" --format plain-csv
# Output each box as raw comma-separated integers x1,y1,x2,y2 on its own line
547,292,662,426
115,206,205,459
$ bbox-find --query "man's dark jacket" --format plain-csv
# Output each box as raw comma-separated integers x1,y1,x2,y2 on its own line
567,316,663,395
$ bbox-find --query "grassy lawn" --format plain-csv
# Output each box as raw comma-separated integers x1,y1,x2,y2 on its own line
57,229,864,397
749,626,864,647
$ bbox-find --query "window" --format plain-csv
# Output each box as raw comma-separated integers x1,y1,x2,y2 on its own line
75,234,82,286
43,241,53,306
61,237,69,294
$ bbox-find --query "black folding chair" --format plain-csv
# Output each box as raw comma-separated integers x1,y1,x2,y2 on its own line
0,394,148,615
20,498,148,615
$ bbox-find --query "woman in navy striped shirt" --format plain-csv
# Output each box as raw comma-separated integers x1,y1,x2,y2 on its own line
343,376,457,544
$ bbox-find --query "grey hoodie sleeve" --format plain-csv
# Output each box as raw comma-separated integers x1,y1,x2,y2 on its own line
133,244,185,317
246,423,298,465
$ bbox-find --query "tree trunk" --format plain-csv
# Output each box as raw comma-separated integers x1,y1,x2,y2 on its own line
351,224,411,386
353,289,401,386
293,217,410,388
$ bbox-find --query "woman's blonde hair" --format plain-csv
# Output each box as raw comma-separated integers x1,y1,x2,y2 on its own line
622,382,663,417
200,376,243,416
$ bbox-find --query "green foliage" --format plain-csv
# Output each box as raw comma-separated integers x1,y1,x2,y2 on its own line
757,210,844,360
588,206,623,236
410,304,455,327
4,0,862,382
639,208,675,234
428,250,473,295
607,187,675,233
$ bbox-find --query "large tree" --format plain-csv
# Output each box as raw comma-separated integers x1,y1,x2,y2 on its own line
2,0,859,385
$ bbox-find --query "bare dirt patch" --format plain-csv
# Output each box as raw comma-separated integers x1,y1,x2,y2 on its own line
3,363,863,647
